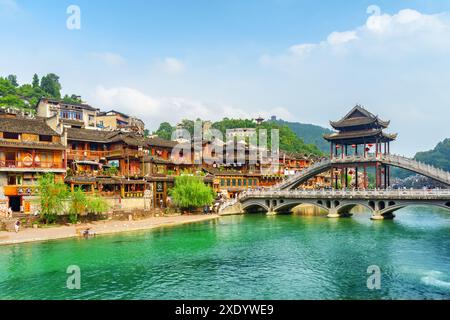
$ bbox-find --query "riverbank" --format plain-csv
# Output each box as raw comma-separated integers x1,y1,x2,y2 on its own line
0,214,219,246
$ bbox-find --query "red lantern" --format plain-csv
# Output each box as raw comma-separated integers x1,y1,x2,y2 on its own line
368,144,374,147
349,170,354,175
336,145,341,149
351,144,356,148
365,147,370,151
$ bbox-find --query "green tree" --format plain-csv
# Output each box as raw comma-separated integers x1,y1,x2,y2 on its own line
40,73,62,98
63,94,82,104
0,77,16,96
170,175,215,211
0,94,26,108
37,173,69,224
7,74,18,87
87,196,109,214
32,74,40,88
69,187,88,223
154,122,174,140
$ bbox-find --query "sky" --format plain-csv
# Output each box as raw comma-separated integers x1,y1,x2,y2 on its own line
1,0,450,156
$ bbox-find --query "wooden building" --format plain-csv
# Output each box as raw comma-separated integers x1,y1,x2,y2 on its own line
0,115,66,213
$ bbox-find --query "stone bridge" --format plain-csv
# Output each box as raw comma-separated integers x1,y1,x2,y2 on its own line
275,154,450,190
233,189,450,220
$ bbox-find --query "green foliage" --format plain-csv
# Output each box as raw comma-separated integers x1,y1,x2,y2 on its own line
7,75,18,87
62,94,82,104
37,173,69,224
391,138,450,179
154,122,174,140
272,118,333,153
163,117,324,156
415,138,450,172
40,73,62,98
0,94,26,108
170,175,215,210
102,166,118,176
32,74,40,88
70,187,87,217
1,73,78,112
260,121,323,155
87,196,109,214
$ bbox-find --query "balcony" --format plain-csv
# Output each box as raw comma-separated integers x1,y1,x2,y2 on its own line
0,160,66,173
68,149,146,160
68,150,108,161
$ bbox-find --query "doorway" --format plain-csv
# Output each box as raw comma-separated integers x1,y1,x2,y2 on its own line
8,196,21,212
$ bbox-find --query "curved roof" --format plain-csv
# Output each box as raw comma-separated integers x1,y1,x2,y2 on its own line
330,105,390,130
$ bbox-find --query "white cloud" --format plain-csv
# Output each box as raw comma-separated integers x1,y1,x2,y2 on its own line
327,31,358,45
158,57,185,75
258,8,450,156
91,86,292,130
91,52,126,66
261,8,450,67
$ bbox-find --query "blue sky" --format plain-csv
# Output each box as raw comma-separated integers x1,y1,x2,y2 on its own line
1,0,450,156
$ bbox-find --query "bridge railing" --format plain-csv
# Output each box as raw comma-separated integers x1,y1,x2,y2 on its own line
331,154,450,182
239,188,450,200
274,158,331,189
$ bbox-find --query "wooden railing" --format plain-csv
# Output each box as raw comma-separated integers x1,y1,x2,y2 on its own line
0,160,64,169
68,149,147,159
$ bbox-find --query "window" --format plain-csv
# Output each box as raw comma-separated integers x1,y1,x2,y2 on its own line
232,179,236,187
3,132,19,140
238,179,242,186
220,179,225,187
226,179,231,187
39,135,52,142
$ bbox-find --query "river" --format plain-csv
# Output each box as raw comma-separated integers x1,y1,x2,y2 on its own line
0,206,449,299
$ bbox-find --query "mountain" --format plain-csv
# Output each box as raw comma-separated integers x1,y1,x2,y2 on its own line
414,138,450,171
392,138,450,179
271,118,333,153
154,118,324,156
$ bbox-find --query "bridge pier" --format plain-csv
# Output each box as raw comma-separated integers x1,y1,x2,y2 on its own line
371,212,395,220
327,209,340,218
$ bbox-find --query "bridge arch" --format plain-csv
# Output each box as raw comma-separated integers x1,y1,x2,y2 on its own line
241,201,269,213
273,200,329,214
379,202,450,216
336,202,375,216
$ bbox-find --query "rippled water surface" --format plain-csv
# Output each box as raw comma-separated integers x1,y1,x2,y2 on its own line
0,207,450,299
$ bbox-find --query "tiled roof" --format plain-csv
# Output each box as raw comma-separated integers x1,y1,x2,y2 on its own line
146,137,178,148
324,129,397,141
0,117,60,136
38,98,98,111
330,105,390,129
66,128,118,143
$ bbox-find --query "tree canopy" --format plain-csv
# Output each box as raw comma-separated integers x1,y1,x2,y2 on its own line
0,73,82,112
170,175,215,210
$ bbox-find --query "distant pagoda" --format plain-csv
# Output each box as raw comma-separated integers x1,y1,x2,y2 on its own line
324,105,397,189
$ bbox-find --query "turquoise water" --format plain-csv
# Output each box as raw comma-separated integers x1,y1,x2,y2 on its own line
0,207,450,300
